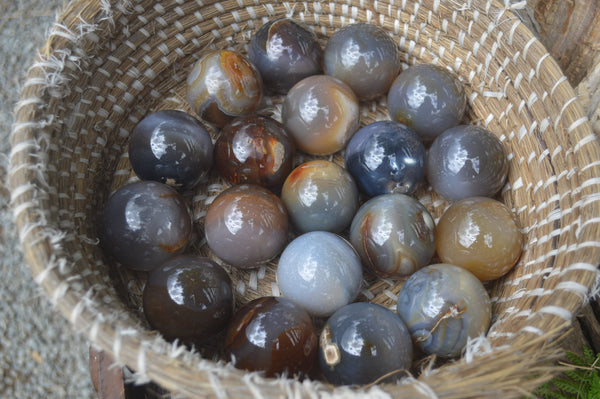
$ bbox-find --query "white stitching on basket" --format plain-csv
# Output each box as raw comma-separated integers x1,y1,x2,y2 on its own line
538,306,574,321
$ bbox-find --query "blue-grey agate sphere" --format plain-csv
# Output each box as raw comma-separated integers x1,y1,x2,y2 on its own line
249,18,323,94
128,109,214,191
344,121,426,198
324,23,401,101
387,64,466,142
426,125,509,201
319,302,413,386
349,193,436,277
281,160,359,233
276,231,363,317
396,264,491,358
100,181,192,271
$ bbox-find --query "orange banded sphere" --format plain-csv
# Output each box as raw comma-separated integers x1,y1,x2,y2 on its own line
436,197,523,281
187,50,263,127
282,75,359,155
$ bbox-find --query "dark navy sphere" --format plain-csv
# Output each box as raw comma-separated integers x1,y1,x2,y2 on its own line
319,302,413,386
344,121,426,198
128,110,213,191
249,18,323,94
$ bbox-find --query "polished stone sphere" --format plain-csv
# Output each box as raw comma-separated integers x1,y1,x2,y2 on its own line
282,75,359,155
224,296,318,377
345,120,426,198
276,231,363,317
281,160,359,233
249,18,323,94
128,109,213,191
214,114,295,190
187,50,263,127
387,64,466,142
143,256,233,345
426,125,509,201
396,264,491,358
100,181,192,271
204,184,288,269
436,197,523,281
319,302,413,386
324,23,400,101
349,193,436,277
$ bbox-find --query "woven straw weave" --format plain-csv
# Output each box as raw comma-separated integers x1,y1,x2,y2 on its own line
9,0,600,397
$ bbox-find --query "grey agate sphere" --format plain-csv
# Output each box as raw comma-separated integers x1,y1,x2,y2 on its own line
276,231,363,317
100,181,192,271
324,23,401,101
426,124,508,201
396,264,491,358
387,63,466,142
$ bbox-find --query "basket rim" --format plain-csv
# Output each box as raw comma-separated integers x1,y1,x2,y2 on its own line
8,0,600,397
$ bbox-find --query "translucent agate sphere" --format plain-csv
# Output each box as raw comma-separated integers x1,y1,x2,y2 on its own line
187,50,263,127
276,231,363,317
249,18,323,94
281,160,359,233
426,125,509,201
396,264,491,358
387,64,466,143
349,193,436,277
282,75,359,155
436,197,523,281
324,23,401,100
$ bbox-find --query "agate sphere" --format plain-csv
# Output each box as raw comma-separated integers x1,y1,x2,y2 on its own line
224,296,318,377
128,109,213,191
100,181,192,271
396,264,491,358
143,256,233,345
214,114,295,189
426,125,509,201
281,160,359,233
344,120,426,198
436,197,523,281
277,231,363,317
249,18,323,94
387,64,466,142
324,23,400,101
282,75,359,155
204,184,288,269
187,50,262,127
349,194,436,277
319,302,413,386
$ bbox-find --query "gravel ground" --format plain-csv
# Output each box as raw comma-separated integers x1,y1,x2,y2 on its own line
0,1,96,397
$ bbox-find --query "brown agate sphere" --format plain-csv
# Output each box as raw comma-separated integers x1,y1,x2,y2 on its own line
224,296,318,377
214,115,295,190
282,75,359,155
143,256,234,345
436,197,523,281
204,184,289,269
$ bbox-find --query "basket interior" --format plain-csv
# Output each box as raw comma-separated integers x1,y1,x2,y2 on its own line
9,0,600,397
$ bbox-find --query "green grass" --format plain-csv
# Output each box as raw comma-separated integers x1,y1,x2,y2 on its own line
534,346,600,399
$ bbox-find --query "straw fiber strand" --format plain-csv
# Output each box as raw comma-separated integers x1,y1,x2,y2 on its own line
8,0,600,397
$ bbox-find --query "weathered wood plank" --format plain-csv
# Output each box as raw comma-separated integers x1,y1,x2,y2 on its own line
519,0,600,87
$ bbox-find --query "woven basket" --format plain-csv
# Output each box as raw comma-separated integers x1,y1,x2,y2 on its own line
9,0,600,397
